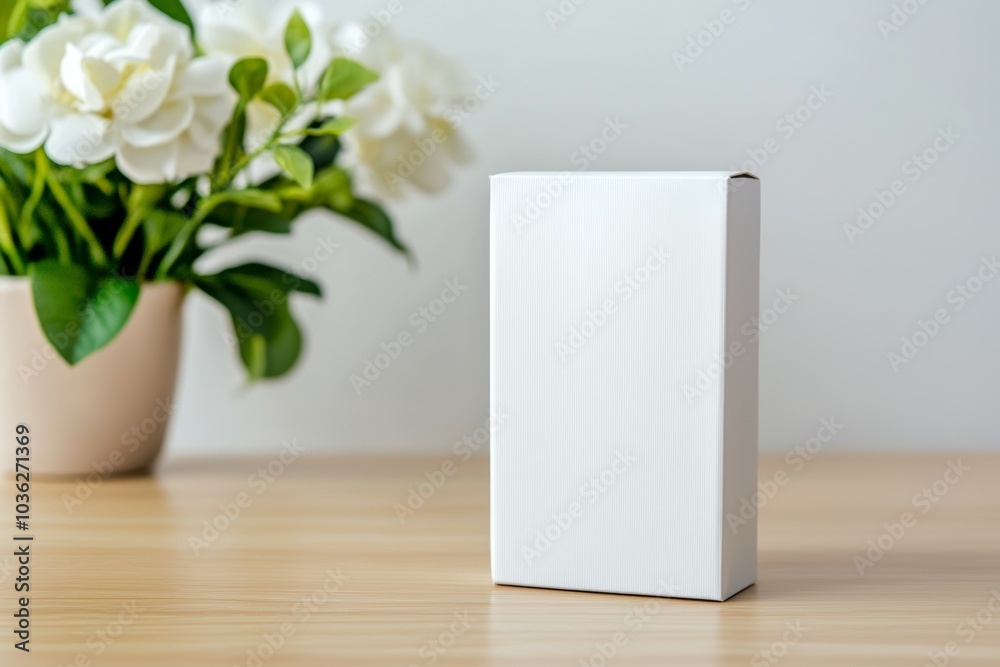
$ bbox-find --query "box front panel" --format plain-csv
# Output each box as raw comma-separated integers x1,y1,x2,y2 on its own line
491,174,729,599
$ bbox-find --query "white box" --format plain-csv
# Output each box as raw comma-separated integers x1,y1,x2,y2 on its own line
490,172,760,601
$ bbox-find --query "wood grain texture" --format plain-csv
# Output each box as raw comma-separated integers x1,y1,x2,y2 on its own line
2,452,999,666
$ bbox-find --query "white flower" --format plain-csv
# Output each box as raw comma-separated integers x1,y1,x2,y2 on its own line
0,40,51,153
331,25,472,198
0,0,234,184
193,0,334,152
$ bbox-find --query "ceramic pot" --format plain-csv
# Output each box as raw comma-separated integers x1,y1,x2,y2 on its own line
0,279,184,476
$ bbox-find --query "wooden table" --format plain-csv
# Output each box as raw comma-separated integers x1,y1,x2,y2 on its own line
2,452,999,666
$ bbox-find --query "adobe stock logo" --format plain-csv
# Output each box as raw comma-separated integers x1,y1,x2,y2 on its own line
672,0,755,73
853,459,970,576
877,0,933,41
683,288,799,404
843,126,959,245
521,451,637,565
556,247,671,361
351,279,467,394
887,255,998,373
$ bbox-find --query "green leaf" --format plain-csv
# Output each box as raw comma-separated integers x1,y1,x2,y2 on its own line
335,197,408,255
229,58,269,102
114,183,167,258
214,262,322,298
299,116,358,137
0,148,30,185
206,204,293,236
195,270,310,380
2,0,25,42
217,189,283,213
273,145,314,189
0,182,23,273
147,0,194,37
30,261,140,366
319,58,379,102
216,107,247,183
79,183,118,219
299,132,341,172
144,210,188,256
259,83,298,116
239,304,301,380
140,209,188,276
272,166,352,210
245,334,267,381
315,167,353,209
4,0,29,41
3,0,69,41
77,159,116,185
128,183,167,213
284,9,312,69
321,117,358,134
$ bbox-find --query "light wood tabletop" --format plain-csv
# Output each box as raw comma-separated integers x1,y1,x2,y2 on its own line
2,451,999,666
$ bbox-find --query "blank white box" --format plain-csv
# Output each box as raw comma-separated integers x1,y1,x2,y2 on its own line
490,172,760,601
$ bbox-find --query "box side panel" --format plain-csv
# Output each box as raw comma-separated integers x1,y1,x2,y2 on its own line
491,173,729,600
490,177,501,582
720,178,761,599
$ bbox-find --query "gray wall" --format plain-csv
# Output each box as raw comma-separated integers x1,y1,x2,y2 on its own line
169,0,1000,457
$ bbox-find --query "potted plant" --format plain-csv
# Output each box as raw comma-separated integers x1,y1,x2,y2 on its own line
0,0,469,475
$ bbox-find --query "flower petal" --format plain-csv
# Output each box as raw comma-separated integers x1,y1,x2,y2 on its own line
175,135,215,180
127,22,191,69
81,56,121,98
173,57,229,97
0,122,46,154
187,115,219,153
245,101,282,152
70,0,104,18
120,97,194,147
0,67,50,135
59,43,106,112
115,56,175,124
22,19,89,81
116,140,179,184
0,40,23,73
45,112,116,165
100,0,169,40
184,93,231,153
348,83,408,139
196,23,261,60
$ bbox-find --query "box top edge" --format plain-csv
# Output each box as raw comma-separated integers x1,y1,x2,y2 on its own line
490,171,758,180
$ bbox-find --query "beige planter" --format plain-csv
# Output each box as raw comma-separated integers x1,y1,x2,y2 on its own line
0,279,184,477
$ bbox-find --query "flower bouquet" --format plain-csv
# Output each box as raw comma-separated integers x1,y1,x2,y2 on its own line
0,0,468,377
0,0,469,474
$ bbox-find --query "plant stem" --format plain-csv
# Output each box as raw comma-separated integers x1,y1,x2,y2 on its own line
155,194,224,279
218,134,276,191
49,217,71,263
113,211,142,261
17,150,47,240
44,168,107,267
215,103,306,193
165,108,305,277
113,184,167,261
0,182,25,274
214,102,246,194
137,245,154,280
162,94,316,278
